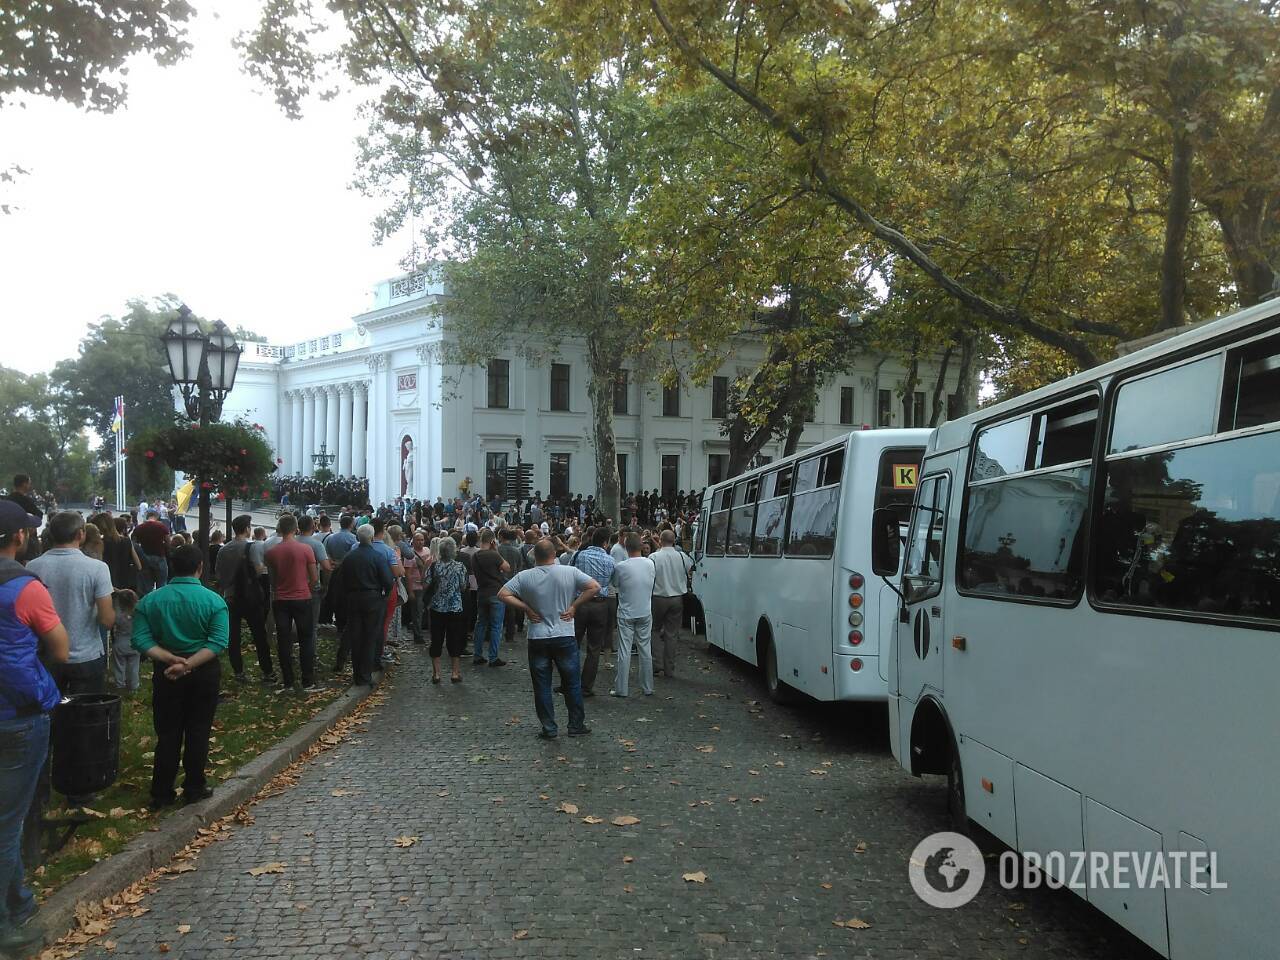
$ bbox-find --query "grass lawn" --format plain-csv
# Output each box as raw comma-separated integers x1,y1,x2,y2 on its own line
30,626,347,900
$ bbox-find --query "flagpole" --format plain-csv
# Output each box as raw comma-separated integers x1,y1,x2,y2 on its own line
116,396,126,512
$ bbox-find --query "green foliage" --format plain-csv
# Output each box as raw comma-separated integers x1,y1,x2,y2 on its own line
0,1,193,111
312,466,334,484
0,366,93,500
128,418,277,497
53,297,188,480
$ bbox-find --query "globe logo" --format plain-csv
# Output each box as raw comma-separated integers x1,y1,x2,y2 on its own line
909,832,985,908
924,846,970,893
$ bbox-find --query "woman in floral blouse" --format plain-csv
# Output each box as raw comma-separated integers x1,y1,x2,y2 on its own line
425,537,467,683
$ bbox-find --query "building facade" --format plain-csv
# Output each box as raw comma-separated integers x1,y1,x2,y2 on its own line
216,271,969,505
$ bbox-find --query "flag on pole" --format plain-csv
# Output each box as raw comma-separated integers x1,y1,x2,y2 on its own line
175,479,195,515
110,396,124,434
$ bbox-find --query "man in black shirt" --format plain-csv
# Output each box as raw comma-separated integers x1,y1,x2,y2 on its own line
472,528,510,667
332,524,392,686
1,474,43,562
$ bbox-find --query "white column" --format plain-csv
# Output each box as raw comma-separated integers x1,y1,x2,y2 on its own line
351,382,367,478
291,391,305,474
301,389,316,476
313,387,328,471
278,392,292,475
325,384,340,471
338,385,354,476
366,355,388,501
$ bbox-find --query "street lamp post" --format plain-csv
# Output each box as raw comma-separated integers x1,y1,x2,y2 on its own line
162,305,242,582
311,441,336,475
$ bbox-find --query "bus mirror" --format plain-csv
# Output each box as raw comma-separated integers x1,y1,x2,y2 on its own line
870,507,901,577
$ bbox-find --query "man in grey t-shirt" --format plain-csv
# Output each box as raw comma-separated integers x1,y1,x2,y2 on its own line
499,539,599,740
27,511,115,695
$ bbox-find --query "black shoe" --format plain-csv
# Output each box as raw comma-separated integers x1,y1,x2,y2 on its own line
536,730,558,740
148,794,176,812
489,659,507,667
451,675,462,683
473,656,486,665
182,785,214,805
567,726,592,737
582,689,596,697
261,673,279,685
432,676,441,685
0,916,44,952
554,686,564,694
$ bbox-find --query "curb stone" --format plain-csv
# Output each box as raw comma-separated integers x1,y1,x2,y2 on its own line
30,681,375,953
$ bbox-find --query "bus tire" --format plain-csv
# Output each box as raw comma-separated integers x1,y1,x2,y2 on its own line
946,732,968,833
759,630,795,705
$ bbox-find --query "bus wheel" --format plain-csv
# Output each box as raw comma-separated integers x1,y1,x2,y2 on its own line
761,634,795,705
946,734,968,833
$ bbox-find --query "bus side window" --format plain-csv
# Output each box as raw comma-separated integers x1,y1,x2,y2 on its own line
904,475,949,603
706,487,732,556
752,467,789,557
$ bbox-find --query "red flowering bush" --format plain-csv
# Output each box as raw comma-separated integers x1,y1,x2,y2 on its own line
129,418,277,495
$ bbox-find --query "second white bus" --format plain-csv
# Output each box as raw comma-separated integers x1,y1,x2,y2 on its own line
691,428,929,702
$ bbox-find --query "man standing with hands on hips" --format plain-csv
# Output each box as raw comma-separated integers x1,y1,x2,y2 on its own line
130,544,229,809
499,540,599,740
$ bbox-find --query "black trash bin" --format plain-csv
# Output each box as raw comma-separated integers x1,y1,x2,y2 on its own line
52,693,122,797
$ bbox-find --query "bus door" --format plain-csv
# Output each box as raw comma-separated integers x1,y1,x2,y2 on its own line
897,458,954,703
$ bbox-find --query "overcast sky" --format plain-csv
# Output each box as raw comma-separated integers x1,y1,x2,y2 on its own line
0,4,411,376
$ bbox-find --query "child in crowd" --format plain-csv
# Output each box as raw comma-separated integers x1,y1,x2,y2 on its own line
111,588,141,692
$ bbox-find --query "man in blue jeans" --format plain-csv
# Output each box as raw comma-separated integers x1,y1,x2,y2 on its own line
0,500,69,952
499,539,599,740
471,528,510,667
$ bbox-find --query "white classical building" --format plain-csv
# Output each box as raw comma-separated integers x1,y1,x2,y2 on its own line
217,270,969,504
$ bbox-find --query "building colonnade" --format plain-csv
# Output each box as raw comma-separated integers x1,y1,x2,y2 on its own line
283,382,370,478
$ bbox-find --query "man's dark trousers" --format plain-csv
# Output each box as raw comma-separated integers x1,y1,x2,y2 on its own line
527,636,585,736
273,598,315,687
150,659,220,802
228,597,272,678
345,591,383,685
574,597,611,694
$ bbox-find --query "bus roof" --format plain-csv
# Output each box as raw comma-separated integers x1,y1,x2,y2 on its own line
705,427,932,498
933,297,1280,453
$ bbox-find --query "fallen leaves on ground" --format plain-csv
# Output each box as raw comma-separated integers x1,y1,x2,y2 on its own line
750,797,765,803
820,882,833,890
247,862,287,876
623,855,634,863
623,883,635,893
833,918,872,929
854,841,868,854
612,815,641,826
513,929,530,940
556,802,579,815
176,924,191,935
695,745,715,753
330,789,354,797
392,836,420,848
682,871,709,883
582,816,604,824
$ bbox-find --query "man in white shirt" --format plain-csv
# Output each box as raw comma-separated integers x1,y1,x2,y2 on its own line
609,532,656,697
649,529,693,678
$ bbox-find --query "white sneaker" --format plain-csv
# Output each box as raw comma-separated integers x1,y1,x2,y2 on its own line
609,689,626,698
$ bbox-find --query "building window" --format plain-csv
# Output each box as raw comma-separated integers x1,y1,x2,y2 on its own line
711,376,729,420
912,391,926,427
550,363,570,411
487,359,510,409
549,453,570,499
840,386,855,425
616,453,628,491
661,455,680,496
878,389,893,427
707,454,728,487
805,398,817,423
486,452,508,499
614,369,629,415
662,380,681,417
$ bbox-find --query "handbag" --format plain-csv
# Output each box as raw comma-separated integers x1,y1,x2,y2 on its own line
235,544,265,607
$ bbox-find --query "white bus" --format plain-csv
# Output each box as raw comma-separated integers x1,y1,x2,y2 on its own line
871,301,1280,958
691,428,930,702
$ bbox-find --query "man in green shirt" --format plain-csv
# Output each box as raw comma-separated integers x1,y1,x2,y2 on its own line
131,544,229,809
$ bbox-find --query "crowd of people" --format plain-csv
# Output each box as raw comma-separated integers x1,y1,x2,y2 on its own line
0,472,703,951
271,474,370,508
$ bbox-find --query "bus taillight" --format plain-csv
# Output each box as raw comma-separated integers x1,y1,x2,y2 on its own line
850,658,864,671
848,630,863,646
848,573,864,589
848,593,863,608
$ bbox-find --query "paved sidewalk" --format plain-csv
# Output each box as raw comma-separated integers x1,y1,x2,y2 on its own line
69,632,1154,959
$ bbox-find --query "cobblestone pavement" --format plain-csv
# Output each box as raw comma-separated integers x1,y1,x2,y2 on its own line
78,629,1155,960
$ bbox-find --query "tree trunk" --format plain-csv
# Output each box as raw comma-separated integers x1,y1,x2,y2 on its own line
1159,123,1193,330
1214,200,1280,306
948,335,977,419
901,348,920,427
782,415,804,456
930,344,954,427
585,341,622,522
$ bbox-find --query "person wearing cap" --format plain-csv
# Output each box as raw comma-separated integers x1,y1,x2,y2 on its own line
0,500,69,953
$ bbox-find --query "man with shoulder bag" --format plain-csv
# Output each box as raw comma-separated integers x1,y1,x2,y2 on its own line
214,515,275,684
